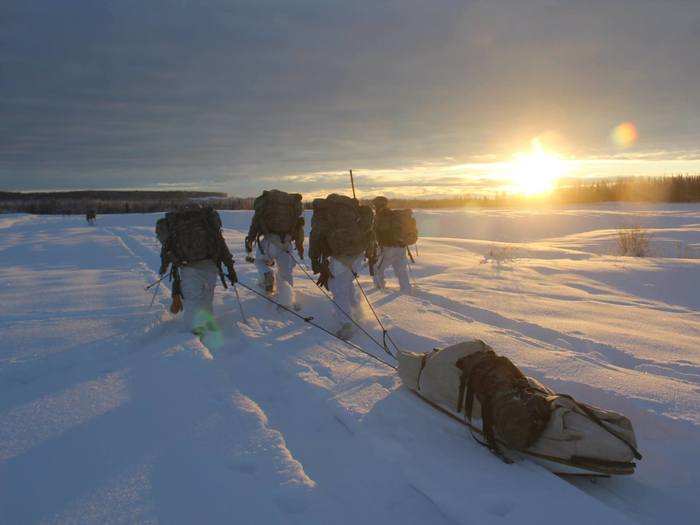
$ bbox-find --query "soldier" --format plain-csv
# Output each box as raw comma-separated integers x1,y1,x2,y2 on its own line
156,205,237,336
371,196,417,294
309,194,374,340
245,190,304,309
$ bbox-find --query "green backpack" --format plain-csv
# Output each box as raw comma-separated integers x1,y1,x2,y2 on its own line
252,190,303,236
311,194,374,258
456,349,551,453
375,208,418,247
156,205,225,266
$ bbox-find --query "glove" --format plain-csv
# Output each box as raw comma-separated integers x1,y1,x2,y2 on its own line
368,256,376,277
294,237,304,260
244,237,253,254
316,260,332,290
170,294,183,314
226,263,238,284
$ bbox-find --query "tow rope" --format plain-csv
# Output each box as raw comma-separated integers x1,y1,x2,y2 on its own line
236,281,397,370
352,271,401,356
287,251,397,358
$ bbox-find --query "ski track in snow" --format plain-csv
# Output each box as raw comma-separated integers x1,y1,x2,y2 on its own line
1,206,699,524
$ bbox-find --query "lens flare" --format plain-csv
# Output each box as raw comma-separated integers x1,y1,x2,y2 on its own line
193,310,224,349
611,122,638,148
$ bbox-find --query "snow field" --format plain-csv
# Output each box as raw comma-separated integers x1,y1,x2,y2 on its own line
1,205,699,524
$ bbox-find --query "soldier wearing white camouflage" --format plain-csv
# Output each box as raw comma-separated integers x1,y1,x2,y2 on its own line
156,205,237,337
245,190,305,310
371,196,414,294
309,194,375,340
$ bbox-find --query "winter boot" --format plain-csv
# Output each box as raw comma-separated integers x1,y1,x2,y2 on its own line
263,271,275,293
336,322,354,341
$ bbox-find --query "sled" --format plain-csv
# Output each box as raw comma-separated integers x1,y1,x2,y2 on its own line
399,340,641,477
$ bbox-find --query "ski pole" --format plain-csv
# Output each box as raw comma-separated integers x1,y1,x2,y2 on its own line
145,272,169,291
232,283,248,324
148,282,159,309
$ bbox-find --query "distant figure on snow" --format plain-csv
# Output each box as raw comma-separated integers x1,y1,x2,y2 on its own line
86,209,97,225
156,205,237,337
371,196,417,294
309,194,374,340
245,190,305,310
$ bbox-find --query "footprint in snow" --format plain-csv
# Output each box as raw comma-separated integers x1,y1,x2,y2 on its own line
274,489,311,515
483,498,517,518
227,458,258,476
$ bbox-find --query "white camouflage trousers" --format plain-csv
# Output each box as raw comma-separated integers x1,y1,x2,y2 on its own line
328,255,363,334
254,234,295,307
180,259,219,332
373,245,412,293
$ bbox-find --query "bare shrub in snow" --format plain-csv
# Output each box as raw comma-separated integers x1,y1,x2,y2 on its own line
481,245,517,266
616,226,651,257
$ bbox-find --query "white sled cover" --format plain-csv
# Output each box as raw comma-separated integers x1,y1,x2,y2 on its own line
398,340,640,475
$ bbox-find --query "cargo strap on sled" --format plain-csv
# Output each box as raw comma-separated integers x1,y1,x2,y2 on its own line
553,393,642,461
410,389,636,476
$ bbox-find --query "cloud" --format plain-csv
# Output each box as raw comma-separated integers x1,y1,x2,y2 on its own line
2,0,700,193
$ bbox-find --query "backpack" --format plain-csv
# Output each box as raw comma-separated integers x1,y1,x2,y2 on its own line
311,194,374,257
253,190,303,236
375,209,418,247
156,206,224,265
456,349,551,452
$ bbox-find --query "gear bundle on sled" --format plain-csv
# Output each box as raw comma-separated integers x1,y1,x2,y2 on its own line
398,340,642,476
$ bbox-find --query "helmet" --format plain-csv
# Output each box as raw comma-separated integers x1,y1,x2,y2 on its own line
371,196,389,209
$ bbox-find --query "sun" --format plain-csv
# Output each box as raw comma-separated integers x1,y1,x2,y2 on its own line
510,139,567,195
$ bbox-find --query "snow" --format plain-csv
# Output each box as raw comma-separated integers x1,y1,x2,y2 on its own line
1,204,699,524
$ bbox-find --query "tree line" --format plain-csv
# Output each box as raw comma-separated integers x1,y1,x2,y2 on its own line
384,175,700,209
0,191,252,215
2,176,700,214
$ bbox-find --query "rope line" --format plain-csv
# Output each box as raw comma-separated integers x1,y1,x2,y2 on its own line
352,272,401,356
287,251,392,356
236,281,397,370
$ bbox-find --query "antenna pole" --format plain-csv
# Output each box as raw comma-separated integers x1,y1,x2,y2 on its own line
349,169,357,199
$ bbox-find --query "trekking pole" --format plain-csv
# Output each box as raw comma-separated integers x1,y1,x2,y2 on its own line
352,272,400,357
145,272,169,291
148,283,159,309
232,283,248,324
349,169,357,199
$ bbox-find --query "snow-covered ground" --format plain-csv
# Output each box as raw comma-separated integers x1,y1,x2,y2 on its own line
1,204,698,524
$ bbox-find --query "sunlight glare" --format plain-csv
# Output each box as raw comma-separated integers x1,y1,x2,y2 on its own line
510,139,567,195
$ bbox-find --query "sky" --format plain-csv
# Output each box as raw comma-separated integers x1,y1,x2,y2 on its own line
2,0,700,198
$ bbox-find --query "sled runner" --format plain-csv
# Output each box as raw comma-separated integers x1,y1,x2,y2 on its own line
398,340,641,476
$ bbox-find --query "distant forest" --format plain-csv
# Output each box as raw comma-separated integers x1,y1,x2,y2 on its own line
2,176,700,214
386,175,700,209
0,190,252,214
